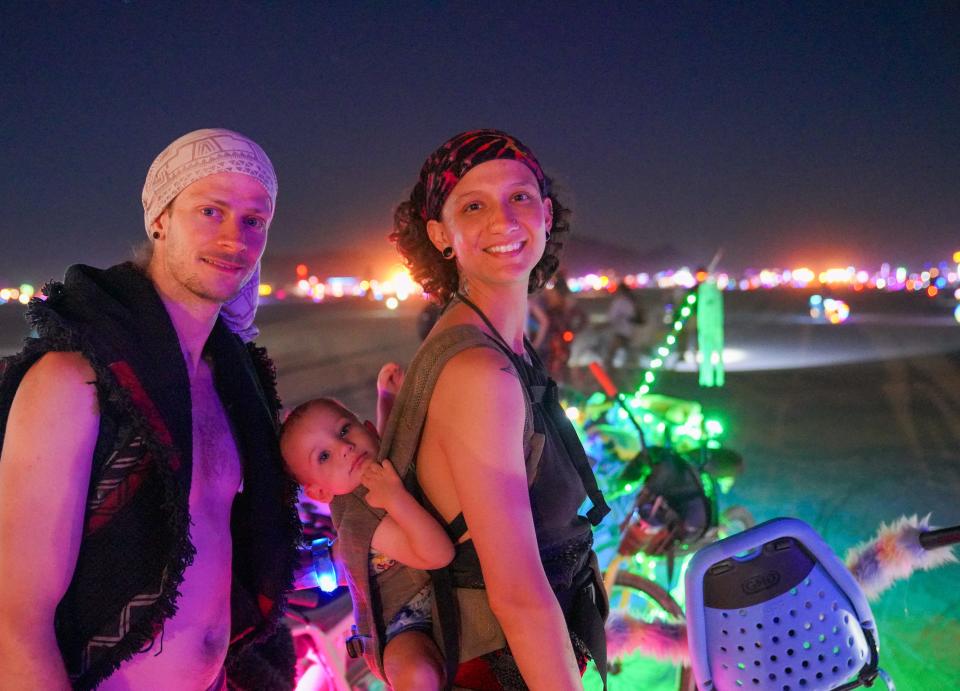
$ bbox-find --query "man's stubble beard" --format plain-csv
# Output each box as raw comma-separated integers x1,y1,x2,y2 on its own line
176,264,250,306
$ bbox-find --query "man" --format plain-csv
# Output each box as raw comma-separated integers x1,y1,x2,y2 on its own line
0,129,300,690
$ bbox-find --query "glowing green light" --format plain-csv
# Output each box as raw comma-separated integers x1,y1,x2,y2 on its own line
643,413,654,424
666,335,677,345
686,293,697,305
638,384,650,395
650,358,663,369
680,306,692,318
644,372,655,383
624,483,633,493
657,346,669,357
705,419,724,436
673,321,683,331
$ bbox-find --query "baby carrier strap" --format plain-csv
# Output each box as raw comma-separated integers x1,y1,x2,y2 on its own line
528,379,610,526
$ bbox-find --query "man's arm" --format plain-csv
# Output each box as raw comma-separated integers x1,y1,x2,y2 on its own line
0,352,100,690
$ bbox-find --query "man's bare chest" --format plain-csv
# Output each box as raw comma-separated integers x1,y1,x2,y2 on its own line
190,364,242,495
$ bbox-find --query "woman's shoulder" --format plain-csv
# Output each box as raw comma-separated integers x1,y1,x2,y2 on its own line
424,333,519,403
428,344,527,450
439,339,514,383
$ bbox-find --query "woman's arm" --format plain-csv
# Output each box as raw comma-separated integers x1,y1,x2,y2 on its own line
429,348,582,690
366,460,454,570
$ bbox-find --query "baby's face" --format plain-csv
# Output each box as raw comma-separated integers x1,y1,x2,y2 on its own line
282,402,379,503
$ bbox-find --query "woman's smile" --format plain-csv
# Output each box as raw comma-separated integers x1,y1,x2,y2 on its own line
484,239,527,257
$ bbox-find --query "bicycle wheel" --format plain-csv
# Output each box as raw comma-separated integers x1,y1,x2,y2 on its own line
604,565,694,691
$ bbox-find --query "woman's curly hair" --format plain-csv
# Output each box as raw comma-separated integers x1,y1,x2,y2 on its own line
390,175,571,305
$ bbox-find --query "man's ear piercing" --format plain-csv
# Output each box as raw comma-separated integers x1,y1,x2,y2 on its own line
442,246,454,259
152,231,160,239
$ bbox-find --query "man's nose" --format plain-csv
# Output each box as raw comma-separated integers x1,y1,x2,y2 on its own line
218,217,247,251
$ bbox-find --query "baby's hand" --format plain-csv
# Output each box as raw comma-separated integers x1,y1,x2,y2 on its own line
376,362,404,398
361,459,404,510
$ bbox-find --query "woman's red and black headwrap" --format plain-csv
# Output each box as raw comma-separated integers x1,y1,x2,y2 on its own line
419,129,547,221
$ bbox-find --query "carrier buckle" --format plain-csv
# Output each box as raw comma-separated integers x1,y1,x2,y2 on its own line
345,625,369,659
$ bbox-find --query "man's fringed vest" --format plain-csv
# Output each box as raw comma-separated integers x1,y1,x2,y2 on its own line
0,263,301,690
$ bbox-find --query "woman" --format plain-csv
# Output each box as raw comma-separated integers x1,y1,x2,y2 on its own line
390,130,609,690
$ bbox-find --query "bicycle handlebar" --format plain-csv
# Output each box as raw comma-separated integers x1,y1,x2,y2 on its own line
919,524,960,550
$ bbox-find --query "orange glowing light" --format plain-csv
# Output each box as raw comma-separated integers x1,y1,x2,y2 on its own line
296,264,308,278
562,330,574,343
695,270,708,283
927,286,938,298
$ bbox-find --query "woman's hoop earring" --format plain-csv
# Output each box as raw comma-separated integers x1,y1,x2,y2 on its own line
442,246,454,259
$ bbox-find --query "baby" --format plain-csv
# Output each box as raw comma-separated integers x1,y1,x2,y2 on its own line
280,364,451,691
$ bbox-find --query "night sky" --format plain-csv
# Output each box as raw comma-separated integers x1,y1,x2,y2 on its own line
2,1,958,284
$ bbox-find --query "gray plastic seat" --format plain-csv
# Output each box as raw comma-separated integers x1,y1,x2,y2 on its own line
684,517,892,691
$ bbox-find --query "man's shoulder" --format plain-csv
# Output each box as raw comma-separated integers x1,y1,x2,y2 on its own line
25,351,96,386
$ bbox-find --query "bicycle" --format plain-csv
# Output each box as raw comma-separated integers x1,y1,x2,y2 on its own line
571,362,755,690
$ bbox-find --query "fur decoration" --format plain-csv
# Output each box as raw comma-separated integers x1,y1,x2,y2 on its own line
845,514,958,600
605,611,689,663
